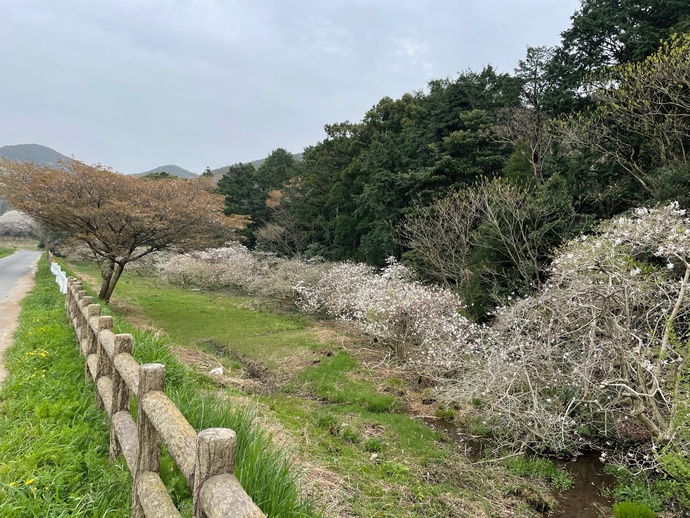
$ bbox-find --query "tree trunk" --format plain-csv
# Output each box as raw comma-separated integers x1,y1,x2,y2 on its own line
99,261,125,302
99,261,115,300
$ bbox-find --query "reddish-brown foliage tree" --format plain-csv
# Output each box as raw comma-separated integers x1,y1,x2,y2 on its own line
0,158,247,301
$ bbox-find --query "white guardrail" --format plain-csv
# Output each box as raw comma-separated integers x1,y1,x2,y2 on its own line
50,259,68,294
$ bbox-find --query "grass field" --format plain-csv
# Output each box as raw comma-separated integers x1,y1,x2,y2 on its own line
0,258,318,517
0,237,40,258
0,260,131,517
61,260,565,517
0,237,39,250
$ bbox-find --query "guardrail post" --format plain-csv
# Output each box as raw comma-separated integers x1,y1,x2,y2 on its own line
193,428,237,517
132,363,166,518
68,281,82,321
75,290,88,342
83,305,102,383
66,278,76,312
110,333,133,461
92,315,113,403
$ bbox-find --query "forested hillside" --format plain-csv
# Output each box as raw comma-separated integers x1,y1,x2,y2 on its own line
216,0,690,318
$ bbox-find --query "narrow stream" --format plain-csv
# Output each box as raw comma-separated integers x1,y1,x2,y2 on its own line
428,420,614,517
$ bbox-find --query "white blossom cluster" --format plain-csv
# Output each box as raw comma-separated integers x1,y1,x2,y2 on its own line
131,243,329,303
441,203,690,454
294,257,477,360
143,248,478,365
0,210,37,238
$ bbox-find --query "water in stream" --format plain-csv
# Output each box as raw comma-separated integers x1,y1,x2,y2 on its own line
547,451,615,517
428,420,615,517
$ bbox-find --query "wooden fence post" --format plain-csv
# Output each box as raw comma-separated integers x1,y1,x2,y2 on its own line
193,428,237,517
92,316,113,404
65,278,76,313
68,280,82,313
132,363,166,518
110,333,133,461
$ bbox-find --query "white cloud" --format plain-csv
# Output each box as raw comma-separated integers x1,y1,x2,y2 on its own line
0,0,580,172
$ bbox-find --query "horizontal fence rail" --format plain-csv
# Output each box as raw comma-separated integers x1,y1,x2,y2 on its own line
54,262,264,518
50,258,68,294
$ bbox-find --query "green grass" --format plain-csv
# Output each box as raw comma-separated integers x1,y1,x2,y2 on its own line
0,237,39,251
0,246,15,258
613,501,656,518
95,272,318,368
60,260,558,516
294,351,398,412
0,259,131,517
603,463,684,514
504,455,574,491
55,262,319,517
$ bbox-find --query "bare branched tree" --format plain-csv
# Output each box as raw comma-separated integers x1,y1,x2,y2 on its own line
398,187,486,291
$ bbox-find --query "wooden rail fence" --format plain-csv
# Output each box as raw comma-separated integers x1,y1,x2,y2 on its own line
61,271,265,518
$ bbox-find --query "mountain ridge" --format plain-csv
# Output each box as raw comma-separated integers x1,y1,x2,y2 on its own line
0,144,71,168
0,143,301,178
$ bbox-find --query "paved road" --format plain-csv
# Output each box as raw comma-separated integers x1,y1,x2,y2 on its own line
0,250,42,301
0,250,42,384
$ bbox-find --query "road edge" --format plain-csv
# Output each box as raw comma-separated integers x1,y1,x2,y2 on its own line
0,253,42,385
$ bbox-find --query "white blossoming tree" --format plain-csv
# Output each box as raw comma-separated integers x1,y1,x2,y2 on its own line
0,210,37,238
440,203,690,457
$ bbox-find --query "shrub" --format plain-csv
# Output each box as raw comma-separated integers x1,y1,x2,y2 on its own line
441,203,690,456
613,501,655,518
294,257,475,361
155,244,329,304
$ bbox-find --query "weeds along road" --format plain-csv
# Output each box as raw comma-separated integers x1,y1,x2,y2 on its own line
0,250,42,384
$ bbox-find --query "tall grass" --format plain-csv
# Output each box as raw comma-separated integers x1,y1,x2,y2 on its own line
170,388,311,516
0,246,14,258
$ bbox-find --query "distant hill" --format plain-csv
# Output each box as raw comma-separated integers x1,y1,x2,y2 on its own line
210,152,303,177
0,144,303,179
0,144,70,168
134,165,198,179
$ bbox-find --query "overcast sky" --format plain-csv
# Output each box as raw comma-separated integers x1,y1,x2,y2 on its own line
0,0,580,174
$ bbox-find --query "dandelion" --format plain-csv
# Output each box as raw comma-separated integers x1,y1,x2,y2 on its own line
25,479,34,485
